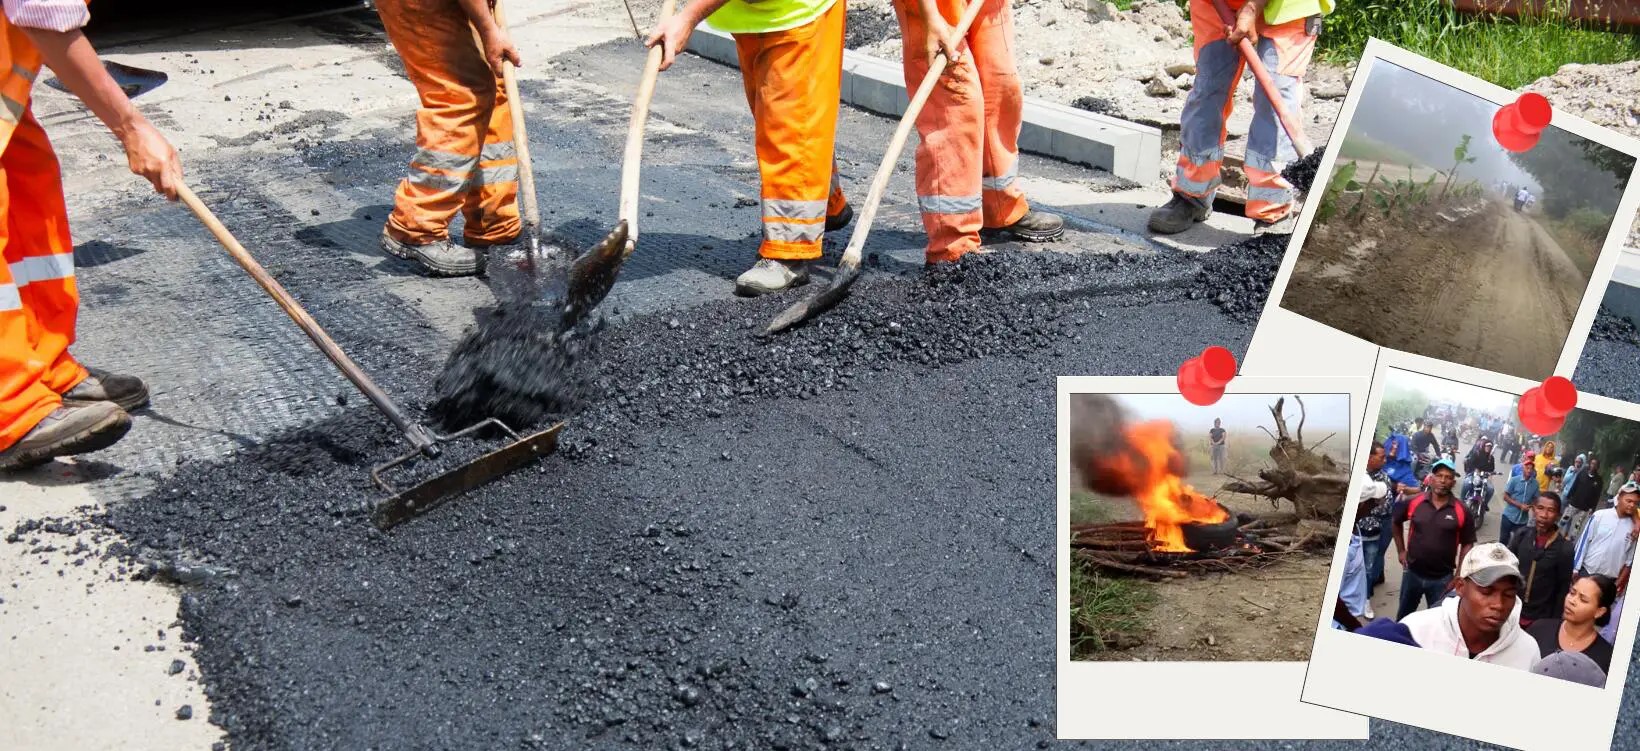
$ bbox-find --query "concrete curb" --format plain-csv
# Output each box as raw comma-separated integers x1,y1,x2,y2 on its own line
688,24,1161,183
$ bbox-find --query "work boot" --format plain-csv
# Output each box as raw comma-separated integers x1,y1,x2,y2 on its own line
0,402,131,471
380,230,479,277
61,367,150,412
734,258,810,297
825,202,854,233
1252,213,1297,236
1147,194,1212,235
989,210,1065,242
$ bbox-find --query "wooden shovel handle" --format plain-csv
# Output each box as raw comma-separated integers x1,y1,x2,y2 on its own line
841,0,988,268
621,0,678,244
493,0,542,235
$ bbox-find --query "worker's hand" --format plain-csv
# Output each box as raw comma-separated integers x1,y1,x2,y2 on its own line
1397,549,1408,567
120,116,182,201
646,13,696,72
924,16,963,66
1226,2,1260,46
482,27,522,76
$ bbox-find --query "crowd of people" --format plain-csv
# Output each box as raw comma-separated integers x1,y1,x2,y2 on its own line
1334,413,1639,688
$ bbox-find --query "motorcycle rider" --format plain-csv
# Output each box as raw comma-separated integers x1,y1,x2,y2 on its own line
1464,437,1497,518
1412,419,1444,481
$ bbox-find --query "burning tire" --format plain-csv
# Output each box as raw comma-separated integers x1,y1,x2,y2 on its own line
1181,503,1239,552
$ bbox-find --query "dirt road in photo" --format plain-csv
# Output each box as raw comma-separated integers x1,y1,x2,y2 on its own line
1284,201,1586,379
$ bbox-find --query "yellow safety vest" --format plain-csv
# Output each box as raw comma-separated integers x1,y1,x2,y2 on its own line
706,0,838,34
1264,0,1333,26
0,18,44,154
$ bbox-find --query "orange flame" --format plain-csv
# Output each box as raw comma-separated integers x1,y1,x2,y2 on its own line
1084,420,1229,552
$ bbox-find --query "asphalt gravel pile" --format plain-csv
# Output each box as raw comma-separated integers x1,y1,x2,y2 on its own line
1190,233,1287,324
1589,305,1640,344
1282,148,1325,197
430,301,598,432
91,244,1255,750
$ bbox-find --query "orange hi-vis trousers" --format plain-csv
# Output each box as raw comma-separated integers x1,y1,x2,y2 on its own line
0,108,88,453
733,0,850,261
894,0,1028,263
377,0,521,246
1173,0,1315,223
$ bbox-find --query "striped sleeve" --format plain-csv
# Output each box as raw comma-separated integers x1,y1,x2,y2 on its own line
3,0,90,32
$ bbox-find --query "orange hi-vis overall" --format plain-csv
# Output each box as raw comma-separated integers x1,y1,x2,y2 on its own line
714,0,850,261
376,0,521,246
0,18,89,453
893,0,1028,263
1174,0,1315,223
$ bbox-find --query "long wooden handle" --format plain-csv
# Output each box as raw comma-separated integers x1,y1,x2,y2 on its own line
620,0,677,244
1207,0,1313,157
175,184,431,448
841,0,988,267
494,0,541,235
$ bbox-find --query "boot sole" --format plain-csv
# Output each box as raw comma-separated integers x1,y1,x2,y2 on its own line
381,236,478,277
734,275,811,298
0,410,132,471
981,225,1065,243
825,205,853,233
63,383,150,413
1146,213,1211,235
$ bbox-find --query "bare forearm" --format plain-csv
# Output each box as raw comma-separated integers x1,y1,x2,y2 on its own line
20,28,141,142
456,0,501,35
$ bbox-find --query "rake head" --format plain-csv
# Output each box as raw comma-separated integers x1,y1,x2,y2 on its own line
369,419,565,530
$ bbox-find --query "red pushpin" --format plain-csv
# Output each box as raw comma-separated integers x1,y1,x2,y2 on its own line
1493,93,1552,153
1178,346,1237,406
1518,376,1578,436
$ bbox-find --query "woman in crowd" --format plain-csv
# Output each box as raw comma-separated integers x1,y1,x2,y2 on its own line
1526,574,1617,678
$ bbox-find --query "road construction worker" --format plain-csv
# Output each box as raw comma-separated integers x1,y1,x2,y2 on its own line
1148,0,1327,235
0,1,182,470
647,0,855,296
893,0,1063,263
375,0,523,278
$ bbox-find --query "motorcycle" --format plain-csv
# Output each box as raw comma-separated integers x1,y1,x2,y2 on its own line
1462,470,1493,523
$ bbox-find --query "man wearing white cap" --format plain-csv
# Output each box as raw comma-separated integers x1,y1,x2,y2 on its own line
1399,542,1541,670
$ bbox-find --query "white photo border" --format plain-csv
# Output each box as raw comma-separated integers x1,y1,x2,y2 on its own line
1242,37,1640,382
1057,375,1370,740
1300,350,1640,751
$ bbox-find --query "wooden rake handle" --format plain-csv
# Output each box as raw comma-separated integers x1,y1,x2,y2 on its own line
493,0,542,235
841,0,988,268
1206,0,1313,158
175,184,432,450
621,0,678,246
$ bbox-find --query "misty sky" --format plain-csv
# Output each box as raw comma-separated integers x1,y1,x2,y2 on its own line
1346,61,1541,192
1381,369,1517,413
1106,393,1351,433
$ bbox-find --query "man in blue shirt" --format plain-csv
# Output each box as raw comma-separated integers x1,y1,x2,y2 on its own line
1501,452,1538,545
1378,428,1418,591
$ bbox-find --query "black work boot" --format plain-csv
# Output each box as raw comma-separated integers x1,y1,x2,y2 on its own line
1147,194,1212,235
1253,214,1298,236
990,210,1065,242
825,202,854,233
0,402,131,471
380,229,480,277
61,367,150,412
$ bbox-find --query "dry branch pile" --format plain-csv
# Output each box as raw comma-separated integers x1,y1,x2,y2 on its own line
1222,396,1352,521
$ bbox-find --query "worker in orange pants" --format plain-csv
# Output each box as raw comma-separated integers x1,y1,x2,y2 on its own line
1,2,183,470
375,0,523,277
1148,0,1324,235
895,0,1062,263
647,0,854,296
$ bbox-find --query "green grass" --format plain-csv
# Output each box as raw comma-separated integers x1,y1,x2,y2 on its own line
1069,564,1158,659
1542,216,1603,279
1315,1,1640,89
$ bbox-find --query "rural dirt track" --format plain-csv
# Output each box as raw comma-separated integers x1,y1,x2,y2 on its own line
1285,203,1585,380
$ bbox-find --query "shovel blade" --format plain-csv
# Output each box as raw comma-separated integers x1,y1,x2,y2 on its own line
763,264,861,334
371,422,565,530
561,220,631,331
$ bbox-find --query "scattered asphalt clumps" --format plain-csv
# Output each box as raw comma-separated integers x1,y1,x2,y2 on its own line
1190,233,1288,324
1577,306,1640,404
1590,305,1640,344
429,301,598,433
1281,148,1325,197
92,247,1256,749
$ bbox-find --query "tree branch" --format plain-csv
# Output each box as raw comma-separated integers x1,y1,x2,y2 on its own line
1295,395,1308,449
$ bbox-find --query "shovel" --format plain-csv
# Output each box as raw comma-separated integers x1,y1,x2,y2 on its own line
765,0,987,335
1206,0,1313,158
176,184,564,531
492,0,548,265
558,0,677,331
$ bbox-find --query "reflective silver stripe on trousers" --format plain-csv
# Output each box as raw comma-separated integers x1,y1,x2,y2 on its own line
0,283,19,312
917,194,982,215
1243,150,1281,174
1247,186,1291,204
762,198,827,220
480,142,516,161
473,164,519,187
0,95,25,125
10,252,75,286
411,147,477,174
764,221,824,244
1178,145,1224,167
1173,173,1220,196
981,162,1017,191
406,168,470,192
12,64,37,83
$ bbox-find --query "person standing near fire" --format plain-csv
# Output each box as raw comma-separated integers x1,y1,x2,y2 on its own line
0,1,184,470
645,0,856,296
888,0,1065,263
1393,459,1478,620
1208,417,1228,475
1147,0,1329,235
